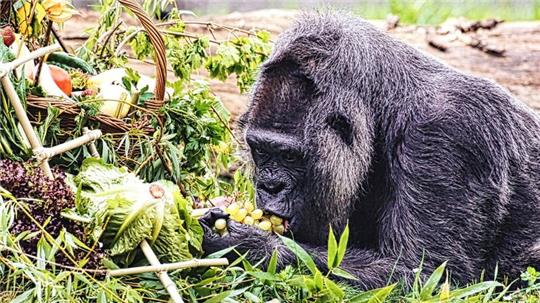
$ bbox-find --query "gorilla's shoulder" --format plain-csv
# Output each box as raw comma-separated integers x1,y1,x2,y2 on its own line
438,72,535,117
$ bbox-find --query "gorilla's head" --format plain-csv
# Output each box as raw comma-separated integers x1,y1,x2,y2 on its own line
237,12,412,244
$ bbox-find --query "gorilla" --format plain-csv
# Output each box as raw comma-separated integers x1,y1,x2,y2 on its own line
201,12,540,289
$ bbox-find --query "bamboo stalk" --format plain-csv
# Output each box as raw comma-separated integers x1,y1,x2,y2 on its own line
109,257,228,277
140,240,184,303
34,130,102,162
0,76,52,178
83,127,100,158
0,44,61,77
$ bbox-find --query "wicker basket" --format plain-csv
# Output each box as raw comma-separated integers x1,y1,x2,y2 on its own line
26,0,167,137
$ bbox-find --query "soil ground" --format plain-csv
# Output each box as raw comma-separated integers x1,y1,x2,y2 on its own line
59,10,540,120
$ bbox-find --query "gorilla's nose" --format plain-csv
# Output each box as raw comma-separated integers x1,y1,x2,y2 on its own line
259,179,285,195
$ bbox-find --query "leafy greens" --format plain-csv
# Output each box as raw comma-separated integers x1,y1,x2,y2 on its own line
71,158,203,266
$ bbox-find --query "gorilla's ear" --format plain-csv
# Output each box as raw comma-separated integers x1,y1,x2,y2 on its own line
326,113,353,146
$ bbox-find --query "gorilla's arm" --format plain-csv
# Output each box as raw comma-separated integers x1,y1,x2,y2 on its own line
202,214,411,290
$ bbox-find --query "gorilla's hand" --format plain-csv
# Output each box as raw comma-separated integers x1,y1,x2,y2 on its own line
200,208,274,259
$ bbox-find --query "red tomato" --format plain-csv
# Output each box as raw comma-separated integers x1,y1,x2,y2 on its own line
1,26,15,47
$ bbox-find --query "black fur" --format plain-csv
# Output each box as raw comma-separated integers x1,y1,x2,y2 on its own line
201,12,540,289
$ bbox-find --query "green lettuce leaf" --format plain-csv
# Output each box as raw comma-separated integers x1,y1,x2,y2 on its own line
72,158,203,266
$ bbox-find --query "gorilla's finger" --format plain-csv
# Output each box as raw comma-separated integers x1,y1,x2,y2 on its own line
200,219,216,235
198,208,229,227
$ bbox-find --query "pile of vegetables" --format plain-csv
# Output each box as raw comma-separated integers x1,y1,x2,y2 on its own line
9,37,153,118
5,26,141,118
70,158,203,266
0,157,205,269
6,31,80,98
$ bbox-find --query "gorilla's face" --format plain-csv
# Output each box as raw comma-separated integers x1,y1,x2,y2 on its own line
245,128,307,236
242,60,316,238
243,57,372,243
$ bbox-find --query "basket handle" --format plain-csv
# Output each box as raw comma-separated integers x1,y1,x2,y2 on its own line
118,0,167,104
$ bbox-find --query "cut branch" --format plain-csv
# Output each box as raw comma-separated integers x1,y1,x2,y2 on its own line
109,257,229,276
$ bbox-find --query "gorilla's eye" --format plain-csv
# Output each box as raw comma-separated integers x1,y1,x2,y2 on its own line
283,151,299,163
252,146,266,157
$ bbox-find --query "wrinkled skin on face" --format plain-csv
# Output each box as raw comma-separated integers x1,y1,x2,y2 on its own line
200,12,540,290
247,129,307,234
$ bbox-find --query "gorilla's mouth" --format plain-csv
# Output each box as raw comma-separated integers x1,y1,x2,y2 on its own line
280,217,292,234
283,219,290,231
283,216,301,236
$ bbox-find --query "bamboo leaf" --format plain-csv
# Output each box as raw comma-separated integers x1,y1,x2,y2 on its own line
349,284,396,303
336,224,349,267
247,271,280,281
206,246,236,259
267,249,278,275
325,277,345,299
420,261,447,300
423,281,502,303
367,283,396,303
327,225,338,269
278,235,318,275
332,267,358,281
11,289,34,303
314,270,324,290
204,287,248,303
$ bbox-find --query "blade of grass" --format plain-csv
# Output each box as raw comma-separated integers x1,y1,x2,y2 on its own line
278,235,318,275
420,261,447,300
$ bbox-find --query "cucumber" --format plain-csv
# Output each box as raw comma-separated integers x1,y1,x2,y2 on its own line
47,52,96,75
47,61,72,71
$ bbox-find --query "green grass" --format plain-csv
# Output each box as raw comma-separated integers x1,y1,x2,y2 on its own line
379,0,540,25
193,0,540,25
2,191,540,303
3,236,540,302
349,0,540,24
